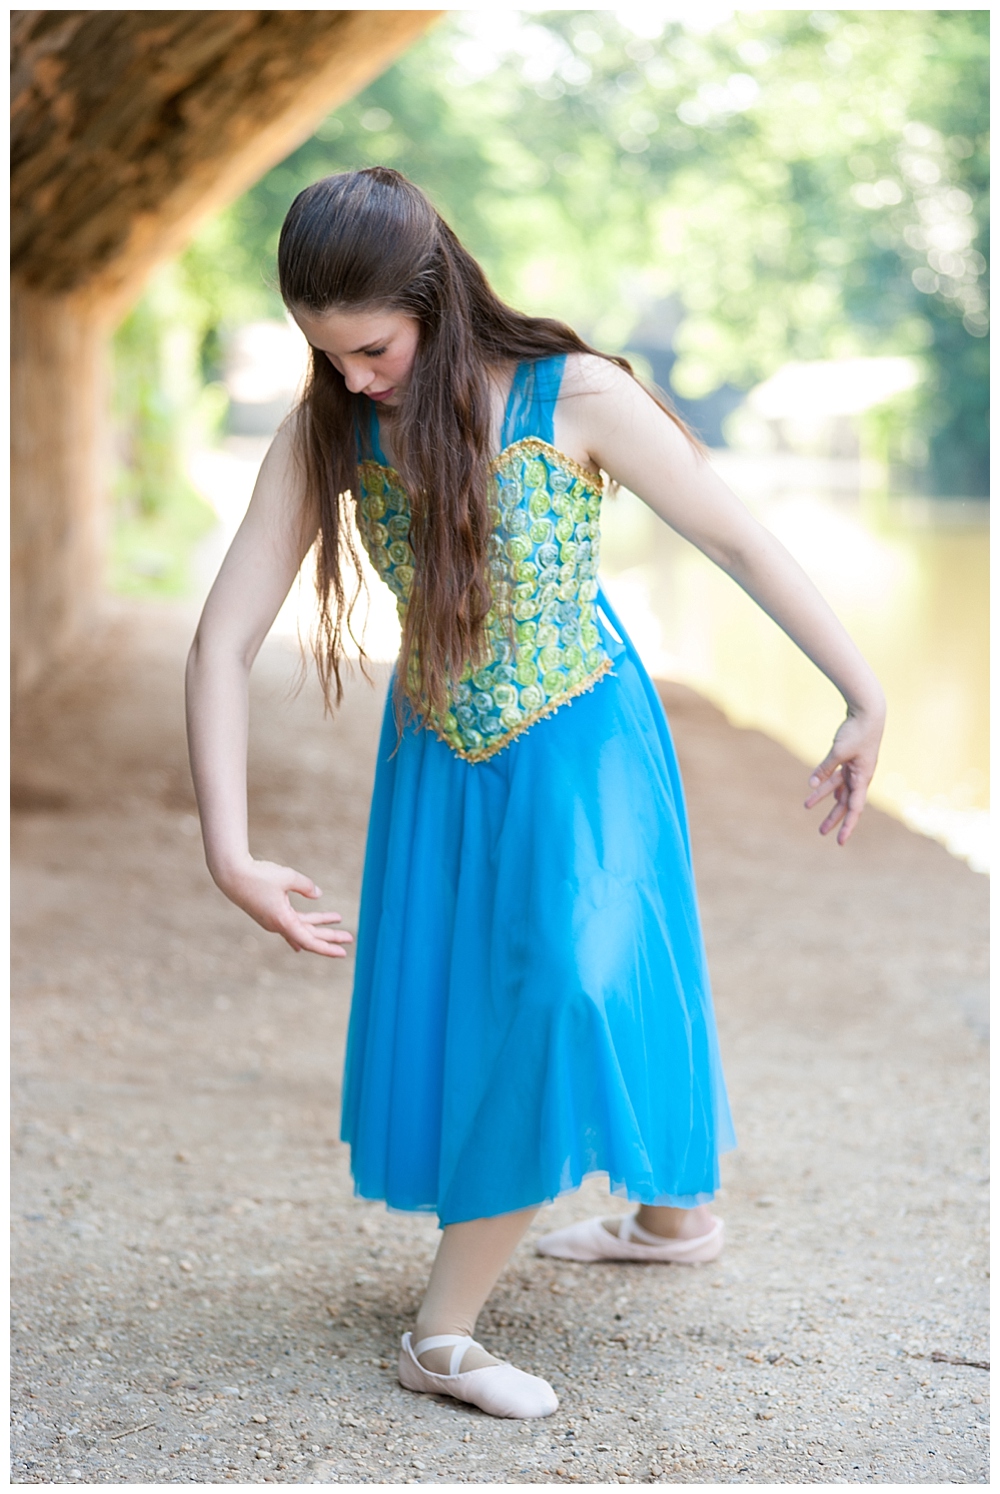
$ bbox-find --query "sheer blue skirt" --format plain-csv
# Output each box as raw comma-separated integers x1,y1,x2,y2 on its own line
341,590,735,1225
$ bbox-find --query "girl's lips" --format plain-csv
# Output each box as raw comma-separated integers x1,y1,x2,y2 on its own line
367,387,396,402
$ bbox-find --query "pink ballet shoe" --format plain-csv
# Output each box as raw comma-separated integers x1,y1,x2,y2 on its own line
397,1333,559,1419
535,1211,724,1264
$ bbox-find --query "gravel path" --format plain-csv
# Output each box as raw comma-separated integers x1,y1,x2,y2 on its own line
11,600,988,1485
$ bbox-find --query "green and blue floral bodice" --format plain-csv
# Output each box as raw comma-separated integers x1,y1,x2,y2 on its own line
355,356,611,763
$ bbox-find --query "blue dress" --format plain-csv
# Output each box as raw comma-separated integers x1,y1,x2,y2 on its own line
342,356,735,1226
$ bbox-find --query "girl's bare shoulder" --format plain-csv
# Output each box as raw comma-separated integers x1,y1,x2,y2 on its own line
559,346,642,424
560,353,646,431
272,403,307,455
560,350,630,401
256,406,312,491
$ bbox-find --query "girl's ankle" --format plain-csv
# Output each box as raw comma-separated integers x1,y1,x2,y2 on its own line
413,1318,472,1347
410,1326,498,1375
634,1202,715,1240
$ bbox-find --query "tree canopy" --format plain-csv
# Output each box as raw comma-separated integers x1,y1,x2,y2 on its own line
125,8,990,498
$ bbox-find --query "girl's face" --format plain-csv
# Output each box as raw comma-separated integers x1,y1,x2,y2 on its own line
291,305,420,408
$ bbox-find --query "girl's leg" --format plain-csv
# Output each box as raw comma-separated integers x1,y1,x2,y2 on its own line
635,1202,715,1237
603,1202,715,1239
413,1207,538,1373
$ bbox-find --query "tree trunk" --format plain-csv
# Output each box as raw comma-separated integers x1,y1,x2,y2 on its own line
11,10,442,697
11,280,109,699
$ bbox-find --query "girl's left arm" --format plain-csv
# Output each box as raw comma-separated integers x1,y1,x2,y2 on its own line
571,360,887,845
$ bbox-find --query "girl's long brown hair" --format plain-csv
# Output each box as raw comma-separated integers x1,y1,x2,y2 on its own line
277,167,703,716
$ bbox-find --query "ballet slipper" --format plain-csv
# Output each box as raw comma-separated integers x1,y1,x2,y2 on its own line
535,1211,724,1264
397,1332,558,1419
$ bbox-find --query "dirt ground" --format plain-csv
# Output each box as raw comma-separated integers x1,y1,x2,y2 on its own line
11,598,989,1486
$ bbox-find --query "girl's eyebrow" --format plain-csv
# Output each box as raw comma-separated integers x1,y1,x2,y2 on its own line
308,340,384,356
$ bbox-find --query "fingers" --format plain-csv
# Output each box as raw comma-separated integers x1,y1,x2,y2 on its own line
834,774,870,846
815,769,870,844
276,912,353,958
286,868,322,899
807,710,881,841
836,807,863,845
805,764,842,809
309,928,353,946
281,927,351,958
808,748,841,786
819,797,848,837
286,902,352,952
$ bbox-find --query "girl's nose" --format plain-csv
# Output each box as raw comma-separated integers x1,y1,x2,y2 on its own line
343,361,373,394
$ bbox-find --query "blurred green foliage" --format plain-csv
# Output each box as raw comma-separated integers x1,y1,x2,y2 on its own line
108,479,216,598
114,5,989,552
110,264,220,595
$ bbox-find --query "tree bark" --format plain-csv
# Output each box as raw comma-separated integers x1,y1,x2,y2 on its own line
12,280,109,699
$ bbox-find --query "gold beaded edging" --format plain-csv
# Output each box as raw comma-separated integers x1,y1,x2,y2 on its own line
490,437,604,493
430,657,613,764
358,438,604,497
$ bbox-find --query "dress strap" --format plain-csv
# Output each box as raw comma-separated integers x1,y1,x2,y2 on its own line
500,355,567,448
369,401,390,465
499,361,533,449
355,400,391,465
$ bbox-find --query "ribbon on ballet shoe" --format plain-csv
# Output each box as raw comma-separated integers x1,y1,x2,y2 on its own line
398,1333,558,1419
535,1213,724,1264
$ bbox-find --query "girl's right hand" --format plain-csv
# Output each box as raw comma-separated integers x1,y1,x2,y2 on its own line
214,857,354,958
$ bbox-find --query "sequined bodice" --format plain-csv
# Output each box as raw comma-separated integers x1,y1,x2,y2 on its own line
355,358,611,763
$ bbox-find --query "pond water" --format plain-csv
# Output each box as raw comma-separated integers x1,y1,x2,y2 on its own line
190,442,989,873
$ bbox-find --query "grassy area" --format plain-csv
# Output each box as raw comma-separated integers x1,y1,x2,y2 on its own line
108,478,217,599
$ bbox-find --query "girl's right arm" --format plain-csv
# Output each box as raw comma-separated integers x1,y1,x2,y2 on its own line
185,419,353,958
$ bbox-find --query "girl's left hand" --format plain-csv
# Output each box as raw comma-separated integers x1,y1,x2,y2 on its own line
805,706,885,845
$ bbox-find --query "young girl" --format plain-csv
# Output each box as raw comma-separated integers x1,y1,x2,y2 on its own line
186,167,885,1420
